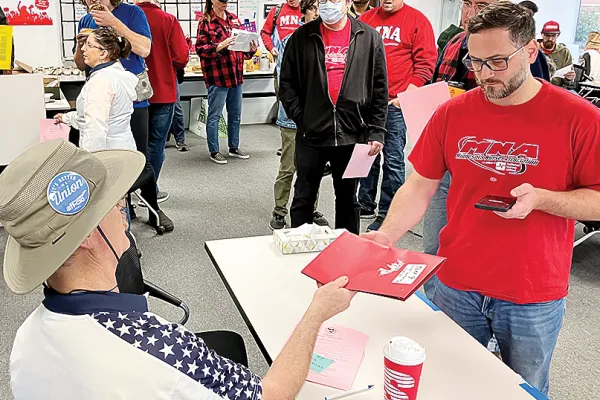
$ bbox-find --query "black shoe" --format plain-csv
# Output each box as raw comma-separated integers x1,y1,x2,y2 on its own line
148,209,174,234
229,148,250,159
270,214,286,230
367,215,385,232
157,191,170,203
210,152,228,164
323,163,332,177
313,211,329,227
176,142,189,152
360,205,376,219
276,148,282,156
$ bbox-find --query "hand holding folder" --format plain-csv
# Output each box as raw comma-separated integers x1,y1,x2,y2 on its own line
302,232,446,300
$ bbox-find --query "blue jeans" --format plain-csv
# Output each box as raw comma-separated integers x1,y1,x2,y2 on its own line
148,103,175,182
358,105,407,217
207,84,242,154
171,85,186,144
424,275,565,395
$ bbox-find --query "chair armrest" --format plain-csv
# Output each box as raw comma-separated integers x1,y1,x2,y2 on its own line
144,280,190,325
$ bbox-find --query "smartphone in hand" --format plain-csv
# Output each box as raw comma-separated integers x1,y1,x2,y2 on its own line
474,195,517,212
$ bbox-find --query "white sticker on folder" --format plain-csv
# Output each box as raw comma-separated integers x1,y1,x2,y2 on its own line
392,264,426,285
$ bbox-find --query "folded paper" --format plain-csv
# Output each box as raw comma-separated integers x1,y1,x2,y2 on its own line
397,81,451,145
302,231,446,300
343,144,376,179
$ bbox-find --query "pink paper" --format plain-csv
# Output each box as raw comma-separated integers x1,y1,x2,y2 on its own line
397,82,451,145
306,323,369,391
343,144,376,179
40,119,70,143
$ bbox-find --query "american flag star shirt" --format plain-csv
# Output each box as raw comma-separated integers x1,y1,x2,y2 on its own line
195,11,254,89
10,287,263,400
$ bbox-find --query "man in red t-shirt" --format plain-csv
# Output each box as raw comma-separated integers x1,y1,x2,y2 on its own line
358,0,437,232
260,0,302,58
279,0,388,234
364,3,600,394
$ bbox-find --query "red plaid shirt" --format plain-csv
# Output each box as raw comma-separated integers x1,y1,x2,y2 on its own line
195,11,253,88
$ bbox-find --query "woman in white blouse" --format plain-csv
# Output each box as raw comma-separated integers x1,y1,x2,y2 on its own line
56,27,173,232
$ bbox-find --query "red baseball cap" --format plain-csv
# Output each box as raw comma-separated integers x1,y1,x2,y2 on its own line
542,21,561,34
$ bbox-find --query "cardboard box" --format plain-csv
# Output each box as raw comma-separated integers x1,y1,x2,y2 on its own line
274,224,345,255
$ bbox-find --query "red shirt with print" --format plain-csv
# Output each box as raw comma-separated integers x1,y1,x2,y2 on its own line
321,21,351,105
360,5,436,99
260,3,302,51
408,82,600,304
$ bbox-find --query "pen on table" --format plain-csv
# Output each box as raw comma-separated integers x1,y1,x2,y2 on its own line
324,385,374,400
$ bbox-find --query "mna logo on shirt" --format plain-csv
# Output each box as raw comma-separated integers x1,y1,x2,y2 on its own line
279,15,300,26
374,26,402,45
456,137,540,175
325,45,349,65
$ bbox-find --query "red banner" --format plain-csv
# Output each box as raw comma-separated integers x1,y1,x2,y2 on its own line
3,0,54,26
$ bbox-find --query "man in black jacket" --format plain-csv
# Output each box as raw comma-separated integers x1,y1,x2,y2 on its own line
279,0,388,234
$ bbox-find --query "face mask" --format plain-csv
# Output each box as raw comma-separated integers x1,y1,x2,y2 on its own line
320,1,344,25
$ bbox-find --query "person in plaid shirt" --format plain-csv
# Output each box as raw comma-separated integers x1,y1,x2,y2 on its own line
196,0,258,164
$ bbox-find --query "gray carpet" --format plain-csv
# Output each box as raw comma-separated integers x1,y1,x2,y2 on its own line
0,124,599,399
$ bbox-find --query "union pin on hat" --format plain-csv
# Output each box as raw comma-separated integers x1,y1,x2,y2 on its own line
542,21,560,34
0,139,145,294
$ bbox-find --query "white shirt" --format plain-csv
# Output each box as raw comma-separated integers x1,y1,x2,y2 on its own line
10,289,263,400
62,62,138,151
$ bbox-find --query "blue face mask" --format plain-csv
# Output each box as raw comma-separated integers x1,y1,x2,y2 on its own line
320,1,345,25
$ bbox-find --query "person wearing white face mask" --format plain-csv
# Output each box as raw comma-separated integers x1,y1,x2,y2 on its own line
279,0,388,234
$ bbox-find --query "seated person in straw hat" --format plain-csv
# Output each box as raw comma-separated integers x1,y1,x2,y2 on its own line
0,139,355,400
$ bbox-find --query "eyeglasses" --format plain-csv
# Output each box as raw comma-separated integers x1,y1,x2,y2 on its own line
461,0,490,13
117,198,128,218
319,0,342,3
82,41,105,51
463,46,524,72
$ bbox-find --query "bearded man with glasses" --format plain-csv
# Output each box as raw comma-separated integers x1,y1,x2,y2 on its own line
423,0,550,264
362,3,600,394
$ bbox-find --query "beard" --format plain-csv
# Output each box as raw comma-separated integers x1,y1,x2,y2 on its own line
477,62,528,100
542,40,555,50
353,0,370,4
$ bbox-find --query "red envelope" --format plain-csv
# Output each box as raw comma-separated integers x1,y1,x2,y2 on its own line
301,231,446,300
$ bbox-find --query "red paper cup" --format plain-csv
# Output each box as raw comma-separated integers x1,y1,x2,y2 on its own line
383,336,426,400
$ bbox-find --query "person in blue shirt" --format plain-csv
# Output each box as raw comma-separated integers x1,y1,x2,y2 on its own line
73,0,174,231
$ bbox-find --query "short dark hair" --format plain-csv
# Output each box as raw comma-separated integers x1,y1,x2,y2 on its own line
518,1,538,14
467,1,536,47
300,0,317,14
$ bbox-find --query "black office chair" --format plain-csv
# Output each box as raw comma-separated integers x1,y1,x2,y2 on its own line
117,230,190,324
575,221,600,247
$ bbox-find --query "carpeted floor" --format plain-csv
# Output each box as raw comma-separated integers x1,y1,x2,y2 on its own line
0,124,598,399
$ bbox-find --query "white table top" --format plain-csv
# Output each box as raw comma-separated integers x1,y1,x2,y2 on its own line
205,235,540,400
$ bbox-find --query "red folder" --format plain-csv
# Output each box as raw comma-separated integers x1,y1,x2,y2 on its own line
301,231,446,300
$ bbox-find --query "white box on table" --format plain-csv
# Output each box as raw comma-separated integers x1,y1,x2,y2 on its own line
273,224,345,255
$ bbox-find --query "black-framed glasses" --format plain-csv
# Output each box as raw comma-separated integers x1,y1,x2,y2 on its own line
461,0,490,13
463,46,524,72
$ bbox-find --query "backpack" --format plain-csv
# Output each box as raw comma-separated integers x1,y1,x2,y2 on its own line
273,4,283,26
